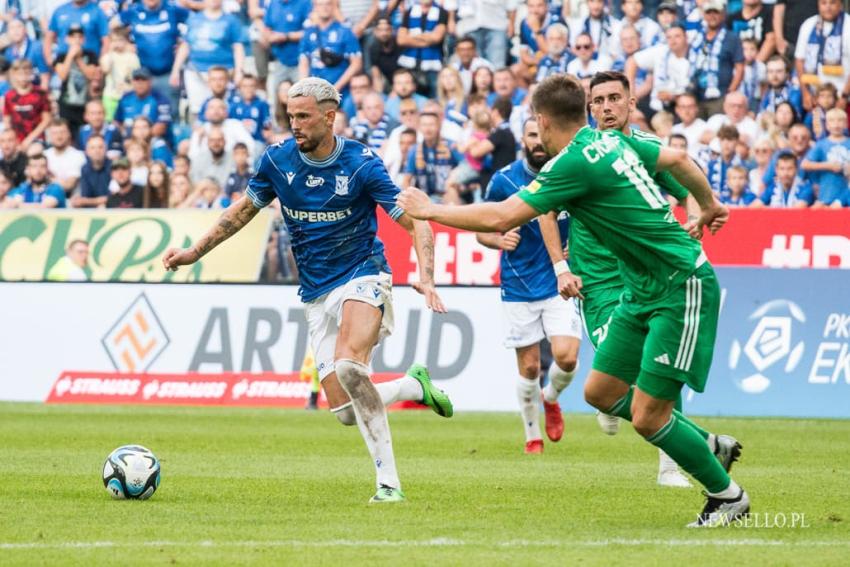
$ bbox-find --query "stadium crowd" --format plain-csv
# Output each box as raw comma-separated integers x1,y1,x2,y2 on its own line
0,0,848,216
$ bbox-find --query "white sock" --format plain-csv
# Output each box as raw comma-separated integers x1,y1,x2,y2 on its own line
542,360,577,403
375,375,424,406
658,449,679,473
335,359,400,489
709,478,741,499
516,376,542,442
707,433,717,453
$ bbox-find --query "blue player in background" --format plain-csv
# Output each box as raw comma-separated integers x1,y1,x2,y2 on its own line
162,78,452,504
475,118,581,455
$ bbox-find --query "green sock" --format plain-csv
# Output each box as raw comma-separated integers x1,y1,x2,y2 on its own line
646,414,730,493
607,389,710,442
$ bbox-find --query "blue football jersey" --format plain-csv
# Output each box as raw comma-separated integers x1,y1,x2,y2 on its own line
485,159,570,303
247,136,404,301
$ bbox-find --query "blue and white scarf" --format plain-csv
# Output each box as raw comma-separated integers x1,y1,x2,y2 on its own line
768,177,808,208
397,3,444,73
762,83,793,113
581,14,613,55
803,12,845,75
690,27,726,99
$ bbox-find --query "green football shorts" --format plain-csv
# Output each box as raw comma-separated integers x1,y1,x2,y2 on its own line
592,263,720,400
577,286,624,350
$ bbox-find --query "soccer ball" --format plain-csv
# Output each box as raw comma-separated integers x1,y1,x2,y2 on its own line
102,445,161,500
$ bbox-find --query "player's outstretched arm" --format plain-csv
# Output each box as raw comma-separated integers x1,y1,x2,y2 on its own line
162,196,262,271
539,212,583,300
396,212,447,313
396,188,538,233
654,148,729,238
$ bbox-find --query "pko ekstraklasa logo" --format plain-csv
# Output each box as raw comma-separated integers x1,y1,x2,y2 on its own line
728,300,806,394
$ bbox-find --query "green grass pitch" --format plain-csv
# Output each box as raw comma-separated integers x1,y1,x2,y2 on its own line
1,402,848,566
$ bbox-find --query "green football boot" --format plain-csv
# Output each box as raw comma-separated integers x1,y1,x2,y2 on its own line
407,363,453,418
369,485,406,503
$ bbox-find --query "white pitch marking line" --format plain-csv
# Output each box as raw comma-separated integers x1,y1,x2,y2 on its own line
1,539,849,550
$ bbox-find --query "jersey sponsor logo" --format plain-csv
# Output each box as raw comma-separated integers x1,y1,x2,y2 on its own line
306,174,324,187
334,175,349,196
285,171,295,185
135,22,171,34
526,180,541,194
282,205,353,223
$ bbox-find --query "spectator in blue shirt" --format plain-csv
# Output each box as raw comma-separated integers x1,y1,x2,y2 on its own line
3,154,66,208
757,153,815,208
3,18,50,89
759,54,803,117
401,110,462,202
120,0,190,121
229,74,273,153
690,1,745,119
114,67,172,141
397,0,449,98
349,92,399,155
261,0,311,95
71,133,111,208
801,108,850,208
298,0,362,103
130,116,174,168
44,0,109,62
720,165,758,206
535,23,572,82
198,66,237,122
170,0,245,116
486,68,527,107
78,100,124,159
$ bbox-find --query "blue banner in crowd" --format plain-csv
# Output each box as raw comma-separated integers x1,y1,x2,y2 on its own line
561,268,850,419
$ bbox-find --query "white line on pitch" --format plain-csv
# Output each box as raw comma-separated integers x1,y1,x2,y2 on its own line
1,539,849,550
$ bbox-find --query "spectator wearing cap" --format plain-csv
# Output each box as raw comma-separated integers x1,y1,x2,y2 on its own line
795,0,850,113
727,0,775,62
114,67,172,141
78,100,124,160
119,0,189,122
454,0,517,69
298,0,362,105
690,0,744,119
44,118,86,196
53,23,99,138
2,59,51,149
170,0,245,117
397,0,449,97
0,129,28,187
72,133,111,208
774,0,819,59
611,0,663,61
3,18,50,89
654,1,680,37
43,0,109,64
759,55,803,118
628,23,691,115
260,0,311,95
106,157,145,208
567,0,617,62
3,154,66,208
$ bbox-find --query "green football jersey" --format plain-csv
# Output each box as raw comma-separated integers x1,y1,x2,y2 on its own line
519,126,703,303
566,129,690,294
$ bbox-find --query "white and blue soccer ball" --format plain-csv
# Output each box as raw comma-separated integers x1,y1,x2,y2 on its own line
102,445,161,500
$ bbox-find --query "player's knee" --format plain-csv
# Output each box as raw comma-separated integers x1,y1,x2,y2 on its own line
519,362,540,380
332,404,357,426
583,382,611,411
631,407,666,438
554,353,578,373
335,358,369,389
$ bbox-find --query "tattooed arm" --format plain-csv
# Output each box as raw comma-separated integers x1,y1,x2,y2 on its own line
396,213,447,313
162,197,262,271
